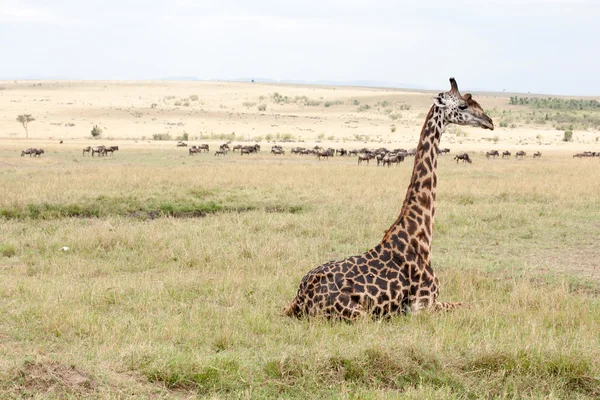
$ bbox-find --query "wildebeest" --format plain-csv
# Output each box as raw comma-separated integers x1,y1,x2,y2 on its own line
502,151,511,158
214,149,227,156
486,150,499,159
104,146,119,156
317,148,334,160
82,146,91,156
33,149,44,157
177,141,187,147
454,153,472,164
92,146,106,157
21,148,35,157
533,151,542,158
357,153,373,165
515,150,526,158
240,144,260,155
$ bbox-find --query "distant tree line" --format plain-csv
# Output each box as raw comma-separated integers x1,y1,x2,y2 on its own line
509,96,600,111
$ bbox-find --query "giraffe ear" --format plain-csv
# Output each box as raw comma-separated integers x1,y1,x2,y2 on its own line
432,96,447,108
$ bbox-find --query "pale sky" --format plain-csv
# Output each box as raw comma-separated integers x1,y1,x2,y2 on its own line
1,0,599,95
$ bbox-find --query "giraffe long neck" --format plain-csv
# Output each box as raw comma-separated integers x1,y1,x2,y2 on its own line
380,105,445,261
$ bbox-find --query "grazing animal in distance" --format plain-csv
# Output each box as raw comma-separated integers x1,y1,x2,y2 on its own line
454,153,472,164
21,148,35,157
91,146,106,157
82,146,91,156
533,151,542,158
486,150,499,159
515,150,526,158
33,149,44,157
214,149,227,156
357,153,373,165
283,77,494,320
502,151,511,158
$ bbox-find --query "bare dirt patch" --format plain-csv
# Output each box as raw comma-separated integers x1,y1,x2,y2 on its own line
12,360,95,396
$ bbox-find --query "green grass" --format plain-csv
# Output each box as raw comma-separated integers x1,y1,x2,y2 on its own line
1,145,599,398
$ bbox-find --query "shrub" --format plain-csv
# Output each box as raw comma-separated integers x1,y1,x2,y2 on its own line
152,133,172,141
499,121,508,128
563,130,573,142
243,102,256,108
174,101,182,106
91,125,102,138
390,125,396,133
151,103,158,108
257,104,267,112
183,102,190,107
177,132,189,141
190,95,198,101
352,99,360,105
358,104,371,112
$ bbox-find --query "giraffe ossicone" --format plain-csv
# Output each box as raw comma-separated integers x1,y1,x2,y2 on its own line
283,77,494,320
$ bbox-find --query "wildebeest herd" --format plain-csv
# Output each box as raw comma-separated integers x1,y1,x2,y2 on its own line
20,148,45,157
18,142,597,163
82,145,119,156
573,151,600,158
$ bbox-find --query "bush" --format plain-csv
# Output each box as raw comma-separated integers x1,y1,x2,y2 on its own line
91,125,102,138
358,104,371,112
152,133,172,141
499,121,508,128
352,99,360,105
257,104,267,112
563,130,573,142
174,101,182,106
390,125,396,133
190,95,198,101
177,132,189,141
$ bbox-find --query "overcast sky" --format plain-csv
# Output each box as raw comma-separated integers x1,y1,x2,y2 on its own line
1,0,599,95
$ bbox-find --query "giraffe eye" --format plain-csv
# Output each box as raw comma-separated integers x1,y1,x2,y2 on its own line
458,104,468,110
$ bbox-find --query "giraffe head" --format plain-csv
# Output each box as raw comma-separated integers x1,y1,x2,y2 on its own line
433,78,494,130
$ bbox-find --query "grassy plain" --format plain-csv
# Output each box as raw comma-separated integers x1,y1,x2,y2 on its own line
1,142,600,398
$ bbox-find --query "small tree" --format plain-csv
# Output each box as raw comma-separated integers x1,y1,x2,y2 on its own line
91,125,103,138
16,114,35,139
563,130,573,142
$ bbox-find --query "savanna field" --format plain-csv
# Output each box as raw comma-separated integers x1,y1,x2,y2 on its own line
1,81,600,399
1,141,600,399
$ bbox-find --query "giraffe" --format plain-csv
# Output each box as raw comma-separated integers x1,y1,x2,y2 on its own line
282,78,494,320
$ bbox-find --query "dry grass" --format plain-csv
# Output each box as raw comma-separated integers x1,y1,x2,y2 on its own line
1,144,600,398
